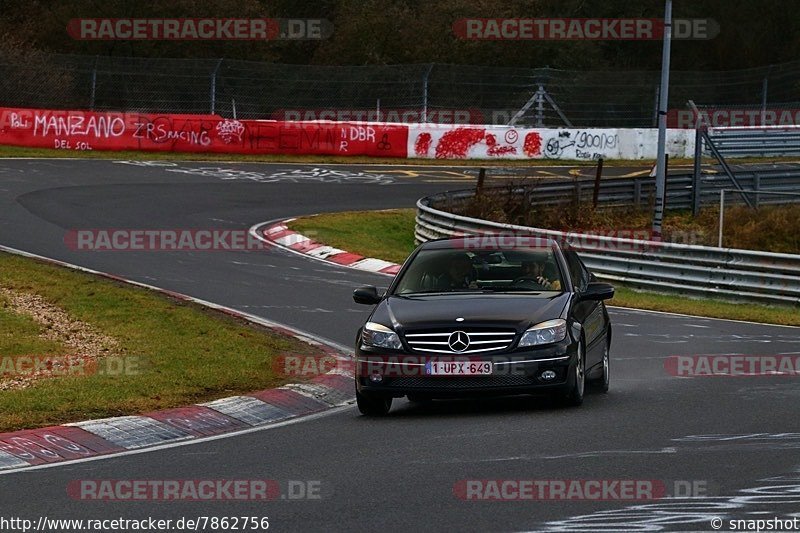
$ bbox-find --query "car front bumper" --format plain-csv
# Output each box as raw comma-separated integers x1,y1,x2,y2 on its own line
355,342,578,398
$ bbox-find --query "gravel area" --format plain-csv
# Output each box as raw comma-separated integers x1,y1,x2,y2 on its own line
0,287,122,390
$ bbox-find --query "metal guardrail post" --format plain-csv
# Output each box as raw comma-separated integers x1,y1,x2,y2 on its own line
718,189,725,247
593,158,604,208
702,129,755,208
753,172,760,209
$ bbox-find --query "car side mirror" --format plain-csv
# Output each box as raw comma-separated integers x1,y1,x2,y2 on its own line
579,282,615,301
353,286,382,305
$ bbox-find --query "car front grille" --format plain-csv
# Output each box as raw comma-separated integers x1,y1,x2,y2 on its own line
403,328,516,355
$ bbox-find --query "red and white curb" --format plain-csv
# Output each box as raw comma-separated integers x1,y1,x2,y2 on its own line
251,219,402,276
0,244,355,472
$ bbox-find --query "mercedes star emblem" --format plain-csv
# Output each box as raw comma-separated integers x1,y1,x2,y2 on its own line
448,331,470,352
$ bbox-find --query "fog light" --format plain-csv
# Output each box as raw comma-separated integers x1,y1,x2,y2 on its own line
541,370,557,381
369,372,383,383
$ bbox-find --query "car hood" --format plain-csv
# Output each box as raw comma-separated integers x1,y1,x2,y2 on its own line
373,292,571,332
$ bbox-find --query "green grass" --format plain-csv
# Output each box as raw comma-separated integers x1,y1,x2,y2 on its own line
0,252,319,431
0,303,68,357
286,209,800,327
610,286,800,327
289,209,418,264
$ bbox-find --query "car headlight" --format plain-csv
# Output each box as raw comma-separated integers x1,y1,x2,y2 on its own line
361,322,403,350
519,319,568,347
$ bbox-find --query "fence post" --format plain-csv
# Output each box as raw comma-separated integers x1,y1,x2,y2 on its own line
753,172,760,209
210,59,223,115
89,55,99,110
476,168,486,197
692,127,703,216
634,178,642,208
422,64,433,123
761,76,769,126
593,158,604,209
718,189,725,248
536,85,545,127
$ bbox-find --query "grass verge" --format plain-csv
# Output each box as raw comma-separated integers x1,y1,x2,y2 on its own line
288,210,418,265
0,252,320,431
287,209,800,327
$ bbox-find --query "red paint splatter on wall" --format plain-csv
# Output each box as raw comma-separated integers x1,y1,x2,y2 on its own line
414,132,432,157
435,128,486,158
523,132,543,157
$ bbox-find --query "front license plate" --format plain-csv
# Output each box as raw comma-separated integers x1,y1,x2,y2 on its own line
425,361,492,376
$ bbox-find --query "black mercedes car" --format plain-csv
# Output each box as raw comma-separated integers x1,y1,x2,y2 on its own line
352,235,614,416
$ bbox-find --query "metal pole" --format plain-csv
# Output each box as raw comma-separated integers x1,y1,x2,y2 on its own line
89,55,99,110
653,85,660,128
652,0,673,241
210,59,223,115
593,158,604,209
761,77,769,126
422,64,433,123
692,127,703,216
718,189,725,248
536,85,545,127
376,98,381,122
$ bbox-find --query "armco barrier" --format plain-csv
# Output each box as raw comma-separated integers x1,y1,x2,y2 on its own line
415,191,800,306
0,107,697,160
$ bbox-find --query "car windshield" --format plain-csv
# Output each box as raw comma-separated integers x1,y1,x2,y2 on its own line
392,247,565,295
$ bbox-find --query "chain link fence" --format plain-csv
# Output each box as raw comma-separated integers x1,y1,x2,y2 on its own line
2,51,799,127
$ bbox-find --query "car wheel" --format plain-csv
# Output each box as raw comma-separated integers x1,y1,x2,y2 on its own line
590,338,610,393
356,390,392,416
562,340,585,407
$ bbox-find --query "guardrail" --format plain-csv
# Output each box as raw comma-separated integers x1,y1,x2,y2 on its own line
415,189,800,306
707,127,800,158
451,168,800,210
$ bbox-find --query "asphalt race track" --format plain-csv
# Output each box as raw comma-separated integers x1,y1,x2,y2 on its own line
1,158,799,532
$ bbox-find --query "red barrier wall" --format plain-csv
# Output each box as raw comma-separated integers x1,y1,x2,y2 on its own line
0,107,409,158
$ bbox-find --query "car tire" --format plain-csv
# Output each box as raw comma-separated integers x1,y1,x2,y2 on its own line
356,390,392,416
562,340,585,407
590,337,610,393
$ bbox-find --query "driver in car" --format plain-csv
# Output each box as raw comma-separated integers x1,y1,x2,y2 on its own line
519,259,561,290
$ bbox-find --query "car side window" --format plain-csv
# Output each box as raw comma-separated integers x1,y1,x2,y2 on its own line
564,251,589,292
